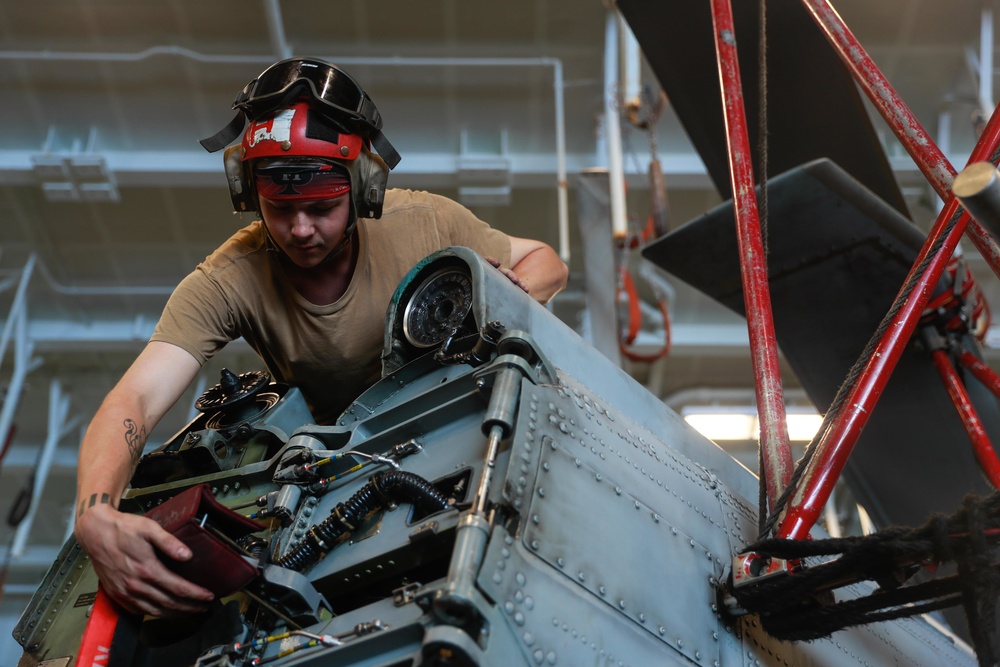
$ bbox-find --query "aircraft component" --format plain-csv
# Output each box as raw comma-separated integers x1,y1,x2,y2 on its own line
955,161,1000,240
709,0,794,503
402,266,475,348
14,248,978,666
275,470,451,571
643,159,1000,532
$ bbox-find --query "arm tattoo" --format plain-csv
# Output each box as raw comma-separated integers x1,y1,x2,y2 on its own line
77,492,112,518
123,418,148,465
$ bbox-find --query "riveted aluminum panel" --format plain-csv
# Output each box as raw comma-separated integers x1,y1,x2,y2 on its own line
483,375,729,665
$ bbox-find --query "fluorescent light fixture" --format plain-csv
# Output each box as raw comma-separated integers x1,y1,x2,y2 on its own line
41,182,79,202
32,155,71,180
458,186,512,206
69,155,110,180
681,406,822,442
457,158,511,185
786,413,824,441
79,182,120,203
683,413,755,441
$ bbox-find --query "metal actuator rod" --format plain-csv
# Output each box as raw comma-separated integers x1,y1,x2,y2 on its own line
953,161,1000,240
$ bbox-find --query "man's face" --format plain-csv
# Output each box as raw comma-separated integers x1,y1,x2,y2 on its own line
259,195,352,268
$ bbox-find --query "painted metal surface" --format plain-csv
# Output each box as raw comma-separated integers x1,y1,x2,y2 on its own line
931,349,1000,487
775,105,1000,540
13,249,977,666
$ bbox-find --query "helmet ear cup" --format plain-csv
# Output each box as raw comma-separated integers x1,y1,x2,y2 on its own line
350,148,389,219
224,145,257,213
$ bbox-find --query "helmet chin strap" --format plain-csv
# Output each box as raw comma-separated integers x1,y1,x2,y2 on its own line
320,221,358,263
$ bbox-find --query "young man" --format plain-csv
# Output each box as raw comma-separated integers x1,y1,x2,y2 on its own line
73,57,568,617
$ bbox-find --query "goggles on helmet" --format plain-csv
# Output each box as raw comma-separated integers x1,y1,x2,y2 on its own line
200,57,400,169
236,59,377,133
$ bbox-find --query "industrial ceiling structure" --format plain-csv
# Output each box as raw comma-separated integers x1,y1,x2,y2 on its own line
1,0,998,661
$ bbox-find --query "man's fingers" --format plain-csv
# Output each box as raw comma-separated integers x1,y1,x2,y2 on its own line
143,519,193,563
139,521,215,602
77,507,217,617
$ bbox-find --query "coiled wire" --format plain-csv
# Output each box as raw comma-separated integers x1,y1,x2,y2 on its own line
275,470,450,571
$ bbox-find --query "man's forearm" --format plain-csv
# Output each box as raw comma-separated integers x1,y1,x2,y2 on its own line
76,400,151,517
512,246,569,304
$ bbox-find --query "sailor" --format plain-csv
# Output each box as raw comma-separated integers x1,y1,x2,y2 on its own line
73,57,568,617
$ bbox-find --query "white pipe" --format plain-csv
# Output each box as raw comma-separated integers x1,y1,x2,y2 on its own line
552,59,570,262
604,11,629,239
264,0,292,60
619,14,643,110
981,5,995,117
0,46,273,64
0,303,33,473
13,381,70,557
34,256,174,296
2,49,572,262
0,254,35,364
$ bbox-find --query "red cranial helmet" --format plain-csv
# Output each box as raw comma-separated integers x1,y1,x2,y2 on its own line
205,57,399,220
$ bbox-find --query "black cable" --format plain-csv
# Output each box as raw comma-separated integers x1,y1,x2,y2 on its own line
275,471,449,571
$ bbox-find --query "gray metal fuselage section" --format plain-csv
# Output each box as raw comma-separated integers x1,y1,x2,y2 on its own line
15,248,975,666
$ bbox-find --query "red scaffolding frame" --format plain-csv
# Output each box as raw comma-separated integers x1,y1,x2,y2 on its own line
706,0,1000,543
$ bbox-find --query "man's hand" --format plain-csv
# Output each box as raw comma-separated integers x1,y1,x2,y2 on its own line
485,256,530,294
75,502,215,617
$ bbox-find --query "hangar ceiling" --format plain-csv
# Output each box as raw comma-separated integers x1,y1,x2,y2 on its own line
1,0,999,656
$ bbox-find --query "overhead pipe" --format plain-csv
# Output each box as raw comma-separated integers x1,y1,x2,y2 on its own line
12,381,82,557
603,11,630,241
2,48,572,264
264,0,292,61
0,254,35,364
710,0,793,504
980,5,995,118
0,282,43,496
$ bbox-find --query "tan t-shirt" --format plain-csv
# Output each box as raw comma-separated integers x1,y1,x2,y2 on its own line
152,189,511,423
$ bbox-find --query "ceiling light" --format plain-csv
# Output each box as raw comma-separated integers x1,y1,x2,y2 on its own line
681,406,822,442
458,186,512,207
31,155,71,181
683,413,756,440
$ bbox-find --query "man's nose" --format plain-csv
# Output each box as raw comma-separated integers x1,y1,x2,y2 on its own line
290,213,314,237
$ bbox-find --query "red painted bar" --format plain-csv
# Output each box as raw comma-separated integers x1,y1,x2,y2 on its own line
802,0,1000,279
957,349,1000,398
710,0,793,502
931,349,1000,487
774,6,1000,540
776,198,970,539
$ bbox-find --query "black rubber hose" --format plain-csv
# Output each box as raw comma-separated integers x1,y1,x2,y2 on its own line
276,470,450,571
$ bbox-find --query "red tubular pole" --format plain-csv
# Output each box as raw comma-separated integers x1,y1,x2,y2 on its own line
802,0,1000,280
957,349,1000,398
774,15,1000,541
931,349,1000,487
710,0,793,502
776,197,969,539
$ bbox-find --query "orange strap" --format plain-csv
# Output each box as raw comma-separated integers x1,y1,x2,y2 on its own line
617,266,671,362
75,588,120,667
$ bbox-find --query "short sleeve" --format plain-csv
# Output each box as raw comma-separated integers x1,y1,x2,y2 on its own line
428,195,512,266
150,268,239,365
